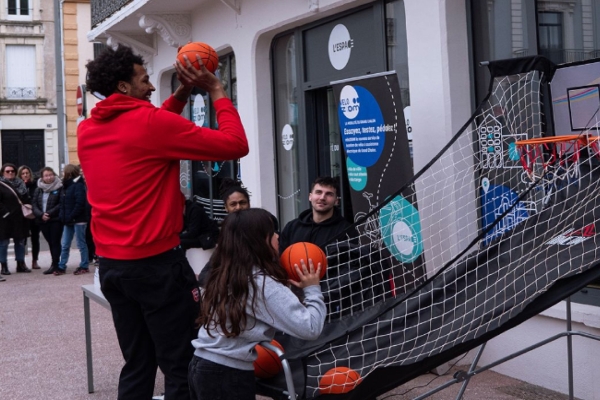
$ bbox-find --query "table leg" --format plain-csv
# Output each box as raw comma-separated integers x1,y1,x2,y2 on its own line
84,293,94,393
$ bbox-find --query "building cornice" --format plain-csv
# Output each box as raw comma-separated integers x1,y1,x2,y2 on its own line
138,14,191,48
0,33,45,38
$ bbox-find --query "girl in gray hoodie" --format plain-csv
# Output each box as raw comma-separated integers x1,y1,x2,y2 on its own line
190,208,326,400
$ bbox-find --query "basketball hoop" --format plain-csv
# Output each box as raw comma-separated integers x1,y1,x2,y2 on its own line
515,135,600,183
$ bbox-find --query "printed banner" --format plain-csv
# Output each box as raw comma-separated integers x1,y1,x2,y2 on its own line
332,73,423,269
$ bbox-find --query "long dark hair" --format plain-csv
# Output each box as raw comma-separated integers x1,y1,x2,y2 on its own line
199,208,287,338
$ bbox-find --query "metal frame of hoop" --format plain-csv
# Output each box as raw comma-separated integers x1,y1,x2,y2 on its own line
515,135,600,183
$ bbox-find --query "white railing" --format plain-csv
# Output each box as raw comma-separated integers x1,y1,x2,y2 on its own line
6,87,36,99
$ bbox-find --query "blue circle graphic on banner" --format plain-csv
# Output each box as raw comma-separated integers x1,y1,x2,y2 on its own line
346,157,367,191
379,195,423,263
338,85,385,167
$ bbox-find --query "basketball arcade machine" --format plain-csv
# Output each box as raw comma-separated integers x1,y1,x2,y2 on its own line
254,56,600,400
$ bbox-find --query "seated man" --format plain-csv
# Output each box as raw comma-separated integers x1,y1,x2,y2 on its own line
180,198,219,251
280,176,389,317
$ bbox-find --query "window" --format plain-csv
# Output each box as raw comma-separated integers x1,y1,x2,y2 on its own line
386,0,411,156
538,12,564,64
93,42,108,60
470,0,538,103
471,0,600,102
7,0,31,19
5,45,36,99
174,52,238,222
272,33,302,226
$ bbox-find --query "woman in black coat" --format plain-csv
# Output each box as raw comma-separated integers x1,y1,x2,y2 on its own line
18,165,41,269
0,163,31,275
32,167,64,275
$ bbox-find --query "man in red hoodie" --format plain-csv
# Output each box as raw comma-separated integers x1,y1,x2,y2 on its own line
78,46,248,400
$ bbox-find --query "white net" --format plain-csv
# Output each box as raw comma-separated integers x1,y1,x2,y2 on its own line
283,65,600,398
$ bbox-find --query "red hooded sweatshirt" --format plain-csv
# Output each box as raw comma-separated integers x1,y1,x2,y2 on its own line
78,94,248,260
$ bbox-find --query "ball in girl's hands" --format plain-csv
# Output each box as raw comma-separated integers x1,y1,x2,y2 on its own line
280,242,327,281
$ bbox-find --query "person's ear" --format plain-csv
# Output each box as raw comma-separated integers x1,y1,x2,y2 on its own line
117,82,128,94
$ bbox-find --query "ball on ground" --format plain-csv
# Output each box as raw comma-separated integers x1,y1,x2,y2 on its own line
176,42,219,73
280,242,327,281
253,340,284,379
318,366,363,394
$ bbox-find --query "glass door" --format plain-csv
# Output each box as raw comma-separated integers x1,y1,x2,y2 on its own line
308,87,353,219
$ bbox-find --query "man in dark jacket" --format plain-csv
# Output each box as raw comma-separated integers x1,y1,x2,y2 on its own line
56,164,89,275
280,177,388,317
279,176,351,252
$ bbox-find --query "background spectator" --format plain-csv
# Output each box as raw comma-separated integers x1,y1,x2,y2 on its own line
32,167,64,275
18,165,41,269
219,177,251,213
56,164,89,276
0,163,31,274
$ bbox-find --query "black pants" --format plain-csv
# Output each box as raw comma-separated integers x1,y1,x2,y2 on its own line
39,221,63,265
86,215,96,262
99,247,200,400
27,221,41,261
188,356,255,400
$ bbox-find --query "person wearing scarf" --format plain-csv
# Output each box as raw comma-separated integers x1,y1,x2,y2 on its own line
0,163,31,275
18,165,41,269
32,167,64,275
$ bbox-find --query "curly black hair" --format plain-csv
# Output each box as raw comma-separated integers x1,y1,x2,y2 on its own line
85,46,145,98
219,178,251,203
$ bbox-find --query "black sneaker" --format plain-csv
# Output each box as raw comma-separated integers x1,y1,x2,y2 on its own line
74,267,90,275
43,265,57,275
0,274,5,282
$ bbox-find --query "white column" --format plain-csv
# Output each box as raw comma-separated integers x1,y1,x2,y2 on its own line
405,0,471,168
404,0,477,275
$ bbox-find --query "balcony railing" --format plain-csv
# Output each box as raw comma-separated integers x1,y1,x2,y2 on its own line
513,48,600,64
91,0,132,28
6,87,36,99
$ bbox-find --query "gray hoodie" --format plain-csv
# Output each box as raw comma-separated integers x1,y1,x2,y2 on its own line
192,271,326,370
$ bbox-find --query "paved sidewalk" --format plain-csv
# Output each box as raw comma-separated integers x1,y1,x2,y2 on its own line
0,250,577,399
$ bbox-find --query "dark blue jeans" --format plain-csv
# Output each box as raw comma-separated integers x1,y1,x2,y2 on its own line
100,247,200,400
188,356,255,400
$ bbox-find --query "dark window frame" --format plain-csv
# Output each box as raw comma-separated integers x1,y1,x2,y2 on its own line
173,52,238,222
7,0,30,16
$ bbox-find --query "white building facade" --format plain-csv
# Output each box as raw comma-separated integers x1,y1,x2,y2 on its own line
86,0,600,398
0,0,60,173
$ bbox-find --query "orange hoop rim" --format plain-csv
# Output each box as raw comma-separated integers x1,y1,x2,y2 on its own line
515,135,600,177
516,135,600,147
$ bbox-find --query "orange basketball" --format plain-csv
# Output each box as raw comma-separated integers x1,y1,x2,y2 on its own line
318,366,363,394
176,42,219,73
253,340,284,379
280,242,327,281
